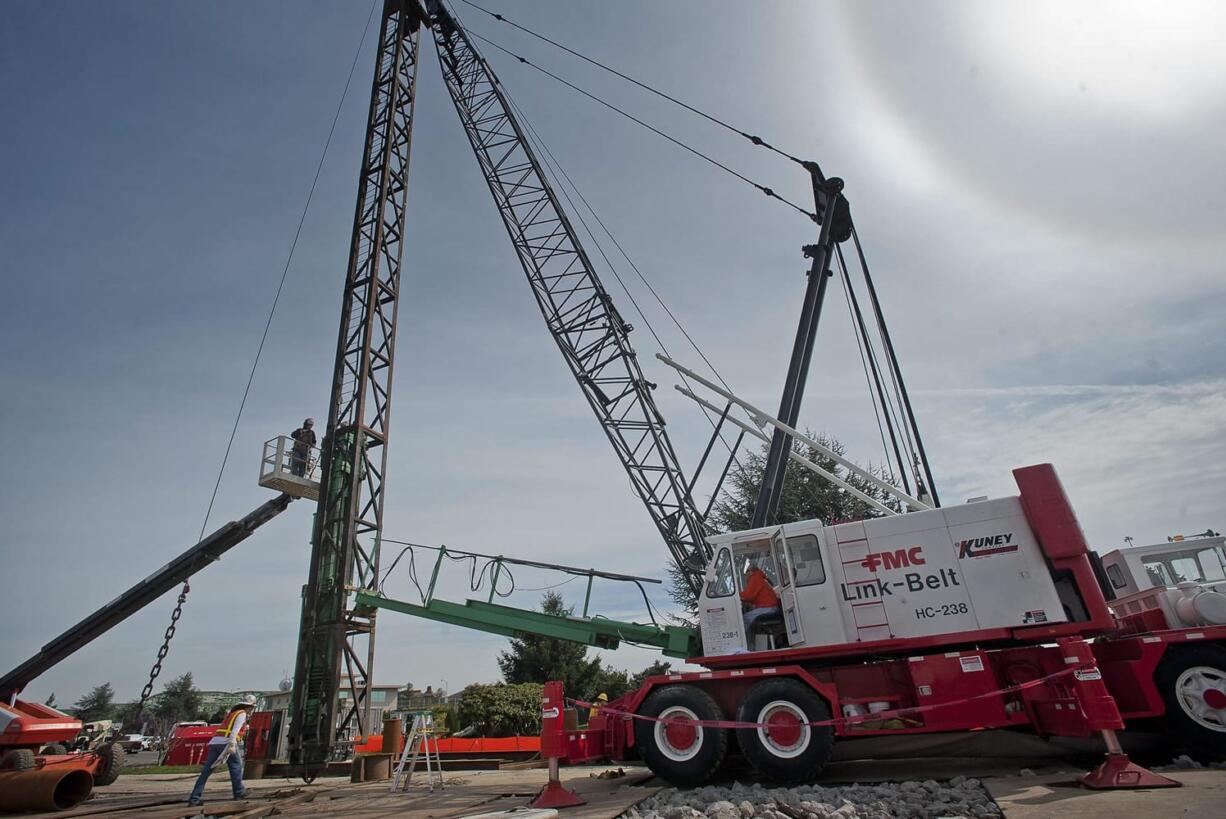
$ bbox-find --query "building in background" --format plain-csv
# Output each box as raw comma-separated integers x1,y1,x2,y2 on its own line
261,681,402,760
197,689,273,720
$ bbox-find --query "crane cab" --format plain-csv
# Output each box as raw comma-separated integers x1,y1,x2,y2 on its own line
697,495,1072,657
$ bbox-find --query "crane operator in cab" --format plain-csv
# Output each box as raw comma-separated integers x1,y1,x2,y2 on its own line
741,562,780,646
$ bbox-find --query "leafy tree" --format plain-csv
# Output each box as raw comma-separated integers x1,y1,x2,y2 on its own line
113,702,147,733
152,672,202,726
630,660,672,689
70,683,115,722
670,433,901,616
456,683,543,737
497,592,602,695
588,665,634,701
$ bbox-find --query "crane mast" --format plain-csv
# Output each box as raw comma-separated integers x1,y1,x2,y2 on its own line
287,0,426,768
430,6,711,587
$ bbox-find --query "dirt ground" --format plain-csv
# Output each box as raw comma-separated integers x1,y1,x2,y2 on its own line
10,758,1225,819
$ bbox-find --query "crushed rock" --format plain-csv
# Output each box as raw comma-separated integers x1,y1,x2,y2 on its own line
1155,754,1226,771
623,777,1001,819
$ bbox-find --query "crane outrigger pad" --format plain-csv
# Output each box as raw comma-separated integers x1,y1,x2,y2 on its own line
353,591,697,659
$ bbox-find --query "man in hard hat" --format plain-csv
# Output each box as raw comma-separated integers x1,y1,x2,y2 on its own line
187,694,257,806
290,418,316,477
588,692,608,723
740,563,780,646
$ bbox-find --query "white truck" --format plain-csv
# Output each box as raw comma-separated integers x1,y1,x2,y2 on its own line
1100,534,1226,630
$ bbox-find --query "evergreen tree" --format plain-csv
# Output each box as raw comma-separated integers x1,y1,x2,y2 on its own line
630,660,672,689
153,672,202,726
45,693,56,708
70,683,114,722
497,592,602,697
113,702,146,733
670,432,900,616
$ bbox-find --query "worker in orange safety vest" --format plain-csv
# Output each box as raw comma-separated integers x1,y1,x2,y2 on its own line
187,694,257,806
740,565,781,644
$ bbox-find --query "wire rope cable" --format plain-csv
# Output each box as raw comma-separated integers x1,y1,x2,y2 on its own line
835,247,897,486
501,85,851,526
458,26,817,221
135,0,380,714
456,0,807,166
499,85,752,495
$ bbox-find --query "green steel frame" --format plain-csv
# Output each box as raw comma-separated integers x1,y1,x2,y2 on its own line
355,590,697,659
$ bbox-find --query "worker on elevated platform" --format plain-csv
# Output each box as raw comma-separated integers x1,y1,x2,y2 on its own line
740,564,780,644
290,418,316,477
187,694,256,806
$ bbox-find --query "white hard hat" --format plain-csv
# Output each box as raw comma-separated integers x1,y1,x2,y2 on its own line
241,694,258,707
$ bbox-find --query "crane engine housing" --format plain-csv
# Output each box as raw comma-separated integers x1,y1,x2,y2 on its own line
698,464,1109,659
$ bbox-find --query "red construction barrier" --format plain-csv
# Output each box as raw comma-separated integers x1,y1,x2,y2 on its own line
162,725,218,766
352,734,541,755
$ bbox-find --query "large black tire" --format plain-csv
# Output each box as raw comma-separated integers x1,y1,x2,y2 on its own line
735,677,835,784
1155,644,1226,760
41,743,68,755
1,749,36,771
634,685,728,787
93,742,124,786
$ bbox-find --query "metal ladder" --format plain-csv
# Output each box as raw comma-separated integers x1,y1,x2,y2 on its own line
390,712,443,793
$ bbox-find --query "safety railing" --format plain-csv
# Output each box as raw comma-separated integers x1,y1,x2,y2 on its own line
380,540,664,624
258,435,321,500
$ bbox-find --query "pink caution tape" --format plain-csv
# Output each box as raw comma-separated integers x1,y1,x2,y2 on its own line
570,665,1084,730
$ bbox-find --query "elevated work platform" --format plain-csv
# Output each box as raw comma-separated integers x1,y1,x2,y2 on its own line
259,435,321,500
355,591,698,659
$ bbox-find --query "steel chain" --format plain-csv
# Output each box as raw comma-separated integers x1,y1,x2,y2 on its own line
137,581,190,712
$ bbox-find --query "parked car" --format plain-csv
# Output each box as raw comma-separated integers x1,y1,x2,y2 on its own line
119,734,146,754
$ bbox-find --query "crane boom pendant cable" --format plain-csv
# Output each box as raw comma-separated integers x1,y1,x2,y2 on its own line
456,0,808,166
458,25,817,222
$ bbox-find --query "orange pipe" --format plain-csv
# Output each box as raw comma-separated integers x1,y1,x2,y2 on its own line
0,768,94,811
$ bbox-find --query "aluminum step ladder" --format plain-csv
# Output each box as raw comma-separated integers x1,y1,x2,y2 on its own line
390,712,443,792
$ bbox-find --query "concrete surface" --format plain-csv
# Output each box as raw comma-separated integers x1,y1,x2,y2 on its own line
986,768,1226,818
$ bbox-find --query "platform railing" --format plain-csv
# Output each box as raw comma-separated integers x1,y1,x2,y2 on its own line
259,435,321,500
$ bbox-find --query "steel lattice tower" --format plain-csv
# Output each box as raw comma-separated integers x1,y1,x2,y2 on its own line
287,0,425,768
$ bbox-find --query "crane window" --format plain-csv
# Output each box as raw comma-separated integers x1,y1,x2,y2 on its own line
1141,547,1226,585
1106,563,1126,589
787,534,826,587
706,548,735,598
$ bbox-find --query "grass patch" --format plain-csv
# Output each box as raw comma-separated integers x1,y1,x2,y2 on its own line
121,764,200,775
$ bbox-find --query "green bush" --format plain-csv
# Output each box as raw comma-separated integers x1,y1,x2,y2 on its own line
456,683,542,737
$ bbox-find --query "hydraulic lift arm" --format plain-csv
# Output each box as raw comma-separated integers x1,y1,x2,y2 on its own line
429,4,710,590
0,493,294,702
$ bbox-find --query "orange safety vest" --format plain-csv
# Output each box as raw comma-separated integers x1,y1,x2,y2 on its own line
215,706,251,740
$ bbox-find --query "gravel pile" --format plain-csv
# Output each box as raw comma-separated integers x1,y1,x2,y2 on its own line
626,778,1001,819
1156,754,1226,771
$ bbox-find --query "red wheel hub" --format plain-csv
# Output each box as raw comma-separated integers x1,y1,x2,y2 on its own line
1204,687,1226,710
663,718,698,750
765,709,803,747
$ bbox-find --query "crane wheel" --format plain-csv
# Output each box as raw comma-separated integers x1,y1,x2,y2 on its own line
735,678,834,785
1156,644,1226,760
92,742,125,786
1,749,36,771
40,743,68,755
634,685,728,787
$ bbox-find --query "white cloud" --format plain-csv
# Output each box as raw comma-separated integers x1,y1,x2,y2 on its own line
926,378,1226,548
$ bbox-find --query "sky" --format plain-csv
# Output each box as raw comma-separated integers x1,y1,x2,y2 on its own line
1,0,1223,707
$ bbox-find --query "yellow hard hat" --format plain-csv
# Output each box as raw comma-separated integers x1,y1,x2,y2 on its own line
596,692,608,701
